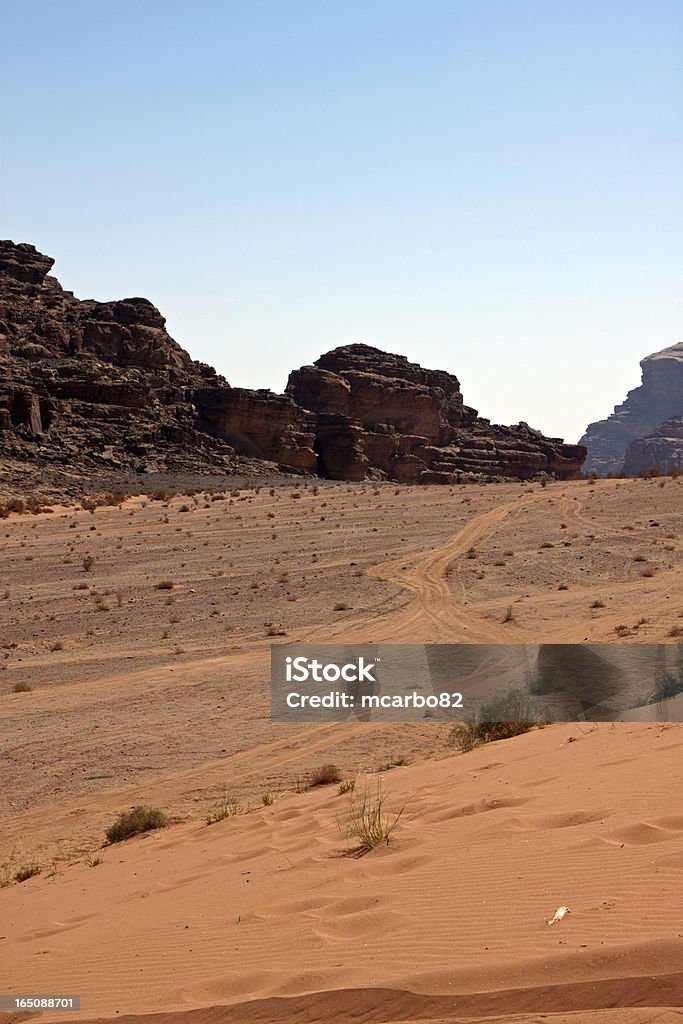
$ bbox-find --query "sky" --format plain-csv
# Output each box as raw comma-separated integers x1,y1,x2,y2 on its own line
2,0,681,443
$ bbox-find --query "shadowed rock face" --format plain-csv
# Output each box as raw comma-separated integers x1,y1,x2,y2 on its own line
579,343,683,476
0,241,585,493
0,240,316,486
622,417,683,477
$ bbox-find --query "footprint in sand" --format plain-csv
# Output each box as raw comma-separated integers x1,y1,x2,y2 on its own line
510,810,609,832
18,913,96,942
424,796,529,823
605,820,683,846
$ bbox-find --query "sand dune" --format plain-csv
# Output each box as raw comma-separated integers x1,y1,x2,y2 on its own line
3,722,683,1022
1,477,682,1023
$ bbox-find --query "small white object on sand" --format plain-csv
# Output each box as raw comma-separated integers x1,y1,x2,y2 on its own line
547,905,570,925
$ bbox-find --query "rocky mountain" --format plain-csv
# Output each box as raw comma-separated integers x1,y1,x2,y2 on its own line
579,343,683,476
622,416,683,476
0,241,316,495
0,240,585,497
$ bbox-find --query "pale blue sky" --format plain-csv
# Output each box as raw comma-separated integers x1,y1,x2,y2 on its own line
3,0,681,441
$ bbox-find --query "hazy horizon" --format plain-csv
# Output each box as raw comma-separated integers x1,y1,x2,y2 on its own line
4,0,681,444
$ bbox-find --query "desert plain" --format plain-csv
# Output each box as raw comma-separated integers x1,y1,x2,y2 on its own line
1,475,683,1024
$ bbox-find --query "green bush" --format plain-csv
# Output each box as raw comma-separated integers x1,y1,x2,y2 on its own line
105,806,168,843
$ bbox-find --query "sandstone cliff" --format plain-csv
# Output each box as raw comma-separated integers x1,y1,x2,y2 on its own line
622,416,683,476
0,241,316,493
579,343,683,475
1,241,585,495
287,345,585,483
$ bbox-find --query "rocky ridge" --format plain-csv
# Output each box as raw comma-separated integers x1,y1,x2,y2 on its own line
579,343,683,476
1,240,585,497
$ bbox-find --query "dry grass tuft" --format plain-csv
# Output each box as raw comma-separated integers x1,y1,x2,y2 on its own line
339,779,405,854
205,788,242,824
14,863,41,883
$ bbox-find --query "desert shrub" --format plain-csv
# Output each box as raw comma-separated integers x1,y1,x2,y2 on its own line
377,757,408,772
310,763,342,786
105,806,168,843
338,778,356,795
12,682,33,693
333,602,349,612
449,688,547,753
0,860,16,887
104,491,127,506
646,672,683,704
261,791,275,806
205,788,241,824
155,580,175,590
634,644,683,706
265,624,286,636
14,864,41,883
26,494,47,514
339,779,404,853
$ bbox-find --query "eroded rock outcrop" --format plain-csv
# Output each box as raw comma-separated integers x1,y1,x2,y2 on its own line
579,343,683,475
622,416,683,476
1,241,585,495
0,240,315,492
287,345,585,482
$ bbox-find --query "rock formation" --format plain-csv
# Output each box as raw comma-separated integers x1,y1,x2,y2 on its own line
0,240,585,496
0,240,316,494
579,343,683,475
287,345,585,483
622,417,683,476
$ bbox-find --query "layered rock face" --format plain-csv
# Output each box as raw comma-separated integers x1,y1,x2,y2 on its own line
622,417,683,476
579,343,683,475
287,345,585,482
1,241,585,494
0,241,316,489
